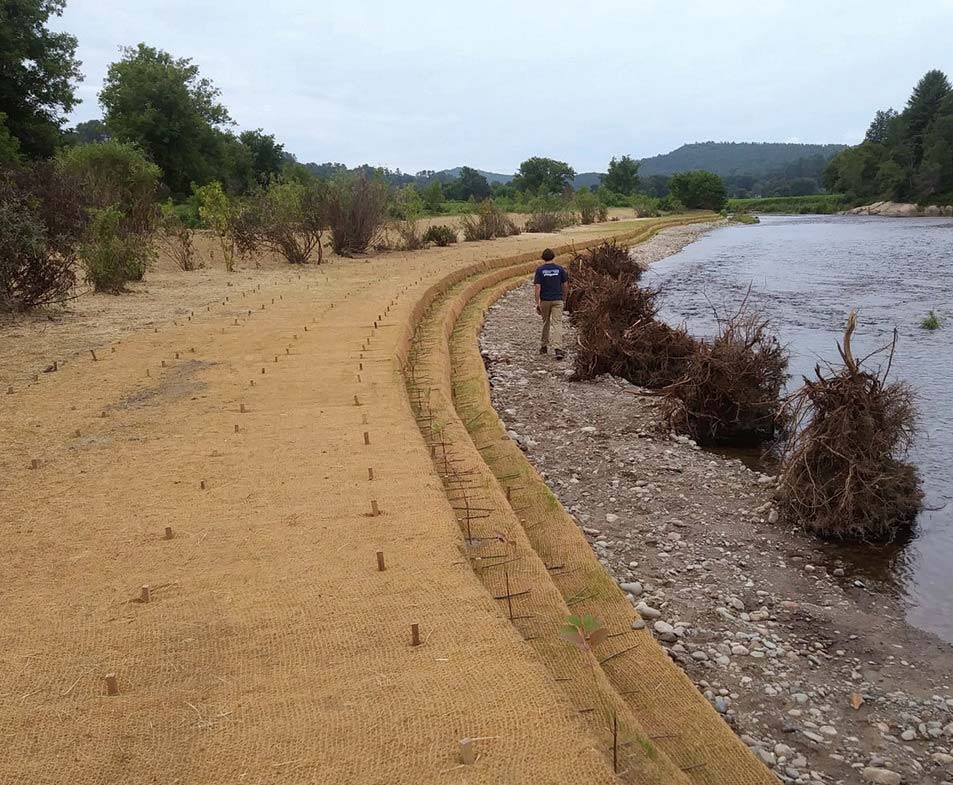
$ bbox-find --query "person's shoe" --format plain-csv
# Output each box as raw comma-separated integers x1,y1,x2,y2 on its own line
539,346,548,355
554,349,565,360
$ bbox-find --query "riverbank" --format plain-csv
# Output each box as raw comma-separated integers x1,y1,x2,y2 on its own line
845,201,953,217
480,225,953,785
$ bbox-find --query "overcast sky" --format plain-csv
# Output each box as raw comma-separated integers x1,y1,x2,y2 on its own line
54,0,953,174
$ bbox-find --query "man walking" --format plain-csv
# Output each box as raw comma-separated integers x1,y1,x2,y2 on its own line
533,248,568,360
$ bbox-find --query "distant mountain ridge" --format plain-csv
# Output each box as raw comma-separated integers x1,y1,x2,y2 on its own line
637,141,847,177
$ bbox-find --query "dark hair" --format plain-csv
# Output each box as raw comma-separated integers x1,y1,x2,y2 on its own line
541,248,555,261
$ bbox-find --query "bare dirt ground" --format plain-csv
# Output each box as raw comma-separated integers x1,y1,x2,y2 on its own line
480,224,953,785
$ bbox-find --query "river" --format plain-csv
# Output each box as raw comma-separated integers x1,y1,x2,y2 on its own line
647,214,953,643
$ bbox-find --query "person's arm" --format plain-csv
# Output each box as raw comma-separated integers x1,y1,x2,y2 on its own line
534,283,542,314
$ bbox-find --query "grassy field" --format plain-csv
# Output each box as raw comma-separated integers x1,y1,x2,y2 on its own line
728,194,848,214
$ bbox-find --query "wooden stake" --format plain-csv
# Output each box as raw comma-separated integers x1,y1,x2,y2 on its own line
164,526,174,540
74,429,81,438
175,352,180,359
140,585,151,603
234,424,240,433
104,673,119,696
5,385,12,394
146,369,150,377
30,459,39,470
200,480,206,490
368,467,374,481
411,623,420,647
459,739,477,766
376,551,385,571
240,403,246,413
363,431,370,445
89,349,98,361
371,500,380,516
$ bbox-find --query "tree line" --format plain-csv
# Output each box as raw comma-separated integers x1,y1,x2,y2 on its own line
824,69,953,204
1,0,732,314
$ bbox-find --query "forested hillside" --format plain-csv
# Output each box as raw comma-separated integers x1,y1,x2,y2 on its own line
639,142,846,177
824,70,953,204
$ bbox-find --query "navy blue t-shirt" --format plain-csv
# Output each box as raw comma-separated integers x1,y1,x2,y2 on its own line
534,262,567,301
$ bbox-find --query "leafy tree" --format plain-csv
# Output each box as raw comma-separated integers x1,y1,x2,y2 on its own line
56,140,161,233
603,155,640,195
0,0,82,158
0,113,23,165
865,109,898,145
70,118,110,144
238,129,285,187
901,69,952,169
668,170,727,210
916,95,953,199
421,178,444,212
574,186,599,224
511,156,575,194
445,166,491,201
100,44,231,196
194,181,239,271
641,174,670,198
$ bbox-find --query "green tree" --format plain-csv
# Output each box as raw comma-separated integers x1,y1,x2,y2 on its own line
901,69,952,169
194,181,239,271
915,95,953,199
238,129,285,187
865,109,898,145
668,170,727,210
70,118,110,144
0,0,82,158
574,186,599,224
0,113,23,165
603,155,640,195
445,166,491,201
511,157,575,194
100,44,231,196
421,178,444,212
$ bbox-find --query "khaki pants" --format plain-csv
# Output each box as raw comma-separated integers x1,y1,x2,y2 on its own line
539,300,563,350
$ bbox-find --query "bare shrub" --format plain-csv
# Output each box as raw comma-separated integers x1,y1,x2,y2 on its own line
234,179,327,264
777,313,922,540
662,305,788,445
572,275,698,388
0,164,87,311
574,187,599,224
461,199,520,241
524,196,577,233
565,240,641,314
326,175,389,256
157,201,198,270
596,204,609,222
422,224,457,246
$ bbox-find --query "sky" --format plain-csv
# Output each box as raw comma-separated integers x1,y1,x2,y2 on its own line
54,0,953,174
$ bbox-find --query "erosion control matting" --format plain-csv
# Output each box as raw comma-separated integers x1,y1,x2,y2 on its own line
0,215,766,784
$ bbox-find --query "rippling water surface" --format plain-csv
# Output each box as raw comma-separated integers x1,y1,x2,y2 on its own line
647,215,953,642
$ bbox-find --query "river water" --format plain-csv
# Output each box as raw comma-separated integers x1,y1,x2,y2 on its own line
647,215,953,643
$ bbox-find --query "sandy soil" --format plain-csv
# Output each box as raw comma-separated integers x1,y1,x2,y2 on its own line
480,224,953,785
1,215,679,785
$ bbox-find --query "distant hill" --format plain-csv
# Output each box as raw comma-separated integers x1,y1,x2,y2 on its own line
638,142,847,177
431,167,512,184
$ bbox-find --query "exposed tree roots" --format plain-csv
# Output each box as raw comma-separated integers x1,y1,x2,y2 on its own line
776,312,922,540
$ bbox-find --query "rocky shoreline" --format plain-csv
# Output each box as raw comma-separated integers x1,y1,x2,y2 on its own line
843,201,953,217
479,224,953,785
